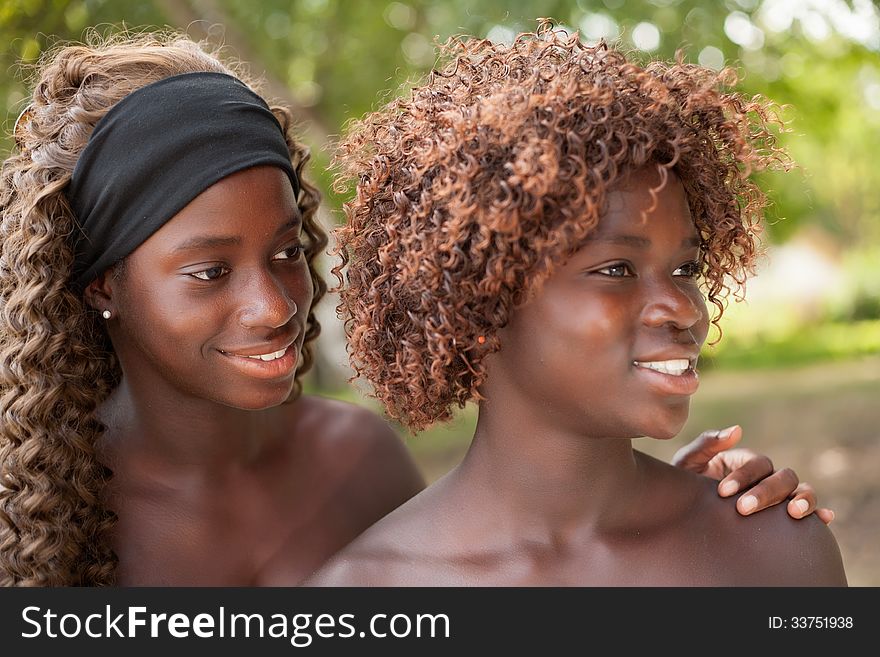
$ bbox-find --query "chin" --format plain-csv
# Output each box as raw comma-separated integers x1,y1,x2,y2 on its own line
639,412,689,441
644,426,684,441
214,384,296,411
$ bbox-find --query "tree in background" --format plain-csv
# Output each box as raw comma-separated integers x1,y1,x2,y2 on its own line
3,0,878,376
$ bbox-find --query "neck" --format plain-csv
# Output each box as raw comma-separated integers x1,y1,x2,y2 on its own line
97,375,286,475
454,392,646,537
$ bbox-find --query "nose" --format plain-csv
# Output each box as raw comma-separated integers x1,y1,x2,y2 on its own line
237,268,298,329
640,278,705,331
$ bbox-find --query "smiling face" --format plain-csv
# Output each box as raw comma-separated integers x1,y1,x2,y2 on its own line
490,165,710,440
97,165,314,410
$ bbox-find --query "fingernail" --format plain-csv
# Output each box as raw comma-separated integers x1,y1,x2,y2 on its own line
720,424,738,437
719,480,739,496
794,499,809,516
740,495,757,513
828,510,835,523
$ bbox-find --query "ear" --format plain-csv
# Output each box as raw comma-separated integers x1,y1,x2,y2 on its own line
82,267,117,315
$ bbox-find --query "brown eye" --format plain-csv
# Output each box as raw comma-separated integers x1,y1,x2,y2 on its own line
191,266,229,281
673,261,701,278
596,263,633,277
273,245,303,261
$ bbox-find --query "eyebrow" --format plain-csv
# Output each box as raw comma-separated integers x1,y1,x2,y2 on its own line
172,216,302,253
590,234,702,248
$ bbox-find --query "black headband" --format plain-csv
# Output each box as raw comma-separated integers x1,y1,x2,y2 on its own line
66,71,299,291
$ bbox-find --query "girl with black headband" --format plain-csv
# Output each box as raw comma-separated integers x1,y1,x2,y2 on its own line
1,33,420,586
0,32,832,586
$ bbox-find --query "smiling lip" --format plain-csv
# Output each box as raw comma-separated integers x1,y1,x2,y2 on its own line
218,341,299,380
633,365,700,396
631,354,700,396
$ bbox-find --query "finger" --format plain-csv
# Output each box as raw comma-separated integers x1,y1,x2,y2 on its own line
786,483,836,525
719,451,775,497
815,508,835,525
736,467,799,516
784,481,817,519
672,425,742,472
718,472,740,497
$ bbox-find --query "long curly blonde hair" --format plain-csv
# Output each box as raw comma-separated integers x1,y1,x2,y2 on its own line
0,32,327,586
334,24,787,432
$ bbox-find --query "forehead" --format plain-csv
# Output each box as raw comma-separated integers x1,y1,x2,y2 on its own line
150,166,300,240
590,166,695,239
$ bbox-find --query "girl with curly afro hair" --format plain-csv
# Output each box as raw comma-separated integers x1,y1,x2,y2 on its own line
308,24,846,585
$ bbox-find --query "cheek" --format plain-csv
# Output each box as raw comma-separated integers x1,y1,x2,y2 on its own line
117,271,218,353
512,289,628,369
546,289,628,350
693,295,711,344
299,263,316,310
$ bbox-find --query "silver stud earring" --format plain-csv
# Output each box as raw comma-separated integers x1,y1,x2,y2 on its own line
102,310,112,320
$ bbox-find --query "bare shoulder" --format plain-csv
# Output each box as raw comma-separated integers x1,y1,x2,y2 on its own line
303,544,413,587
635,454,846,586
303,480,454,586
291,395,396,447
731,503,846,586
287,394,425,527
302,503,412,586
692,474,847,586
292,395,423,483
303,516,444,587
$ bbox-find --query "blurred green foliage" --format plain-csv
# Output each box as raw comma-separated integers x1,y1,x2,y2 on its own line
2,0,878,369
3,2,876,587
703,318,880,369
2,0,879,238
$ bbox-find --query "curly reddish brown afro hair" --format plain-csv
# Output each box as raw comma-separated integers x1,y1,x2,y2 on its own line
333,23,788,432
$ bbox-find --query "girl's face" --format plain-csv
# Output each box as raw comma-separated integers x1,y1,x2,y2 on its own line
492,166,709,439
106,165,313,410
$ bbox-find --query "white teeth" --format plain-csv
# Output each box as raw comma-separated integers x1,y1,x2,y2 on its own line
247,348,287,361
221,347,287,361
633,359,690,376
222,346,291,361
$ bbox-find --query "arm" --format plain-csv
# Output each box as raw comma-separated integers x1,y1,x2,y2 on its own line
673,425,834,523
